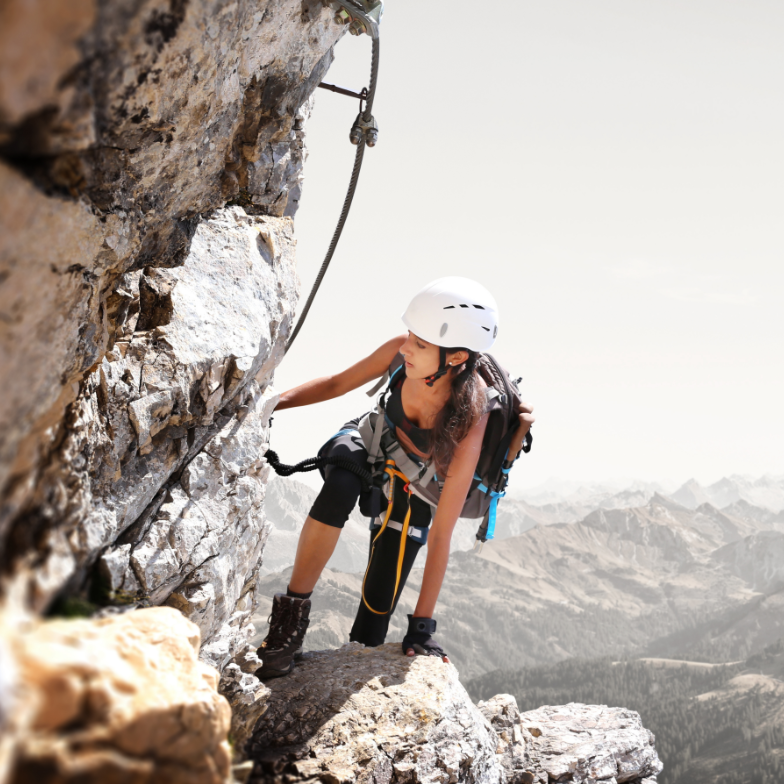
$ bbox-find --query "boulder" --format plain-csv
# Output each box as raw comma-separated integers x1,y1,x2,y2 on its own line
247,645,663,784
1,606,231,784
249,643,502,784
479,698,663,784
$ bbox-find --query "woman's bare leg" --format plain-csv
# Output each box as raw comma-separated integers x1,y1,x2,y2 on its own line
288,516,342,594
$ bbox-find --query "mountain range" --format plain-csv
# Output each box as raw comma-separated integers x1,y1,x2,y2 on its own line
520,474,784,513
262,473,784,575
257,476,784,682
255,472,784,782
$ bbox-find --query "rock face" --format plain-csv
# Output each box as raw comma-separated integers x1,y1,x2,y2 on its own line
247,644,663,784
1,606,232,784
89,207,297,664
2,203,295,756
1,203,297,668
1,0,344,761
0,0,341,599
485,700,664,784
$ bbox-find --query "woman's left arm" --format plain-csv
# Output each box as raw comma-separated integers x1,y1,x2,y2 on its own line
413,412,489,619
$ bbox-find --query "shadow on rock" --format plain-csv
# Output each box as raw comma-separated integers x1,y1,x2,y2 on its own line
247,642,501,784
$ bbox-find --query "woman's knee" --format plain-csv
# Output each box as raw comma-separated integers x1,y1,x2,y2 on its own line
308,466,362,529
325,464,363,498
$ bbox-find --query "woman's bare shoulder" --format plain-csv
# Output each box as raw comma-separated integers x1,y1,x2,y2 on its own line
380,334,407,355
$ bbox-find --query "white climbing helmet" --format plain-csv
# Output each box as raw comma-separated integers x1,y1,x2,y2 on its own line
401,277,499,351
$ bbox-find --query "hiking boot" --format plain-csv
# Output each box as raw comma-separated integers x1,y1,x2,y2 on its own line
256,593,311,679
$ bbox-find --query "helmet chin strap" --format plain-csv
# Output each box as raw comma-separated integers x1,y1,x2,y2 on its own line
425,347,449,387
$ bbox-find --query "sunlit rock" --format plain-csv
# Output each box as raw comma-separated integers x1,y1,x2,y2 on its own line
2,606,231,784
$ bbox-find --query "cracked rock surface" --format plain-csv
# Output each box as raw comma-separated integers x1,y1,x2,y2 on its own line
90,207,297,663
249,643,503,784
247,646,662,784
0,0,340,588
17,207,297,666
0,203,296,760
480,698,663,784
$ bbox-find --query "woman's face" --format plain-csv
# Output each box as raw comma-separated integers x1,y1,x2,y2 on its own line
399,332,441,380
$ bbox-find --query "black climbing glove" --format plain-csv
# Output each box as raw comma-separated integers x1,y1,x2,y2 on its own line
402,615,448,659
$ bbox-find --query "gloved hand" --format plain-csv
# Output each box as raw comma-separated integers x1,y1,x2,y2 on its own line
402,615,449,661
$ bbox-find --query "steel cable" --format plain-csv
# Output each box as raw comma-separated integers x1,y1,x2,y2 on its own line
285,36,380,353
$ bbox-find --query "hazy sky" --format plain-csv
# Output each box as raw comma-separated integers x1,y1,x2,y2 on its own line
270,0,784,492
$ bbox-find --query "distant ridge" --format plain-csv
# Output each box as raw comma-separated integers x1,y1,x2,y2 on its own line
518,474,784,513
671,474,784,512
647,491,688,511
259,480,784,679
671,478,712,509
263,474,784,575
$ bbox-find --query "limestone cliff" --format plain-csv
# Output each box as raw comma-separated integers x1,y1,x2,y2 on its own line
1,0,342,765
0,0,339,615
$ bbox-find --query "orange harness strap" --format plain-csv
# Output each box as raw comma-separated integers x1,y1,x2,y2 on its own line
361,459,413,615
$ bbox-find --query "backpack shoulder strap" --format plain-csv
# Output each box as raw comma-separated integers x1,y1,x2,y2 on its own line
483,386,501,413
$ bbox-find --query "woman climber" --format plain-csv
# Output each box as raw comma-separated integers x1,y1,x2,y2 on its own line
257,277,535,678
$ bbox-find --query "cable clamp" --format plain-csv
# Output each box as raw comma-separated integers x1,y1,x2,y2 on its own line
350,112,379,147
329,0,383,38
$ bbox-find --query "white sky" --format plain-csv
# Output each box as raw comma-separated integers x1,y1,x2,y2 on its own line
270,0,784,492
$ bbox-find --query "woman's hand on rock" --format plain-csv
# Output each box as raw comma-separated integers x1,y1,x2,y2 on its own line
405,645,450,664
402,616,449,663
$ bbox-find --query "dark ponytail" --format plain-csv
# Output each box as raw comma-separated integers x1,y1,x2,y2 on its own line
430,351,485,478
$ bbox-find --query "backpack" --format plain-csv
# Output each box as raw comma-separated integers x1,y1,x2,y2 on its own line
357,352,532,545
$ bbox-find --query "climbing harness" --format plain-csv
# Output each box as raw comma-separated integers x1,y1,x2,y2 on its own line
285,1,383,353
268,446,423,617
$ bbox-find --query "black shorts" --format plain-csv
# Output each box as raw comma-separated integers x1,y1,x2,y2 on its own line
307,418,434,647
308,419,432,530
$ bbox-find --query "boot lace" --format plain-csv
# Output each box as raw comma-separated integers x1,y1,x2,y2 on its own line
263,600,301,650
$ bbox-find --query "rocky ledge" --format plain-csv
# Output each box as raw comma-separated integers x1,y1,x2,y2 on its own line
247,643,663,784
0,611,662,784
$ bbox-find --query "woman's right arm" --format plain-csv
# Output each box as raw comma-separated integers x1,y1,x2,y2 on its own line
275,335,406,410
